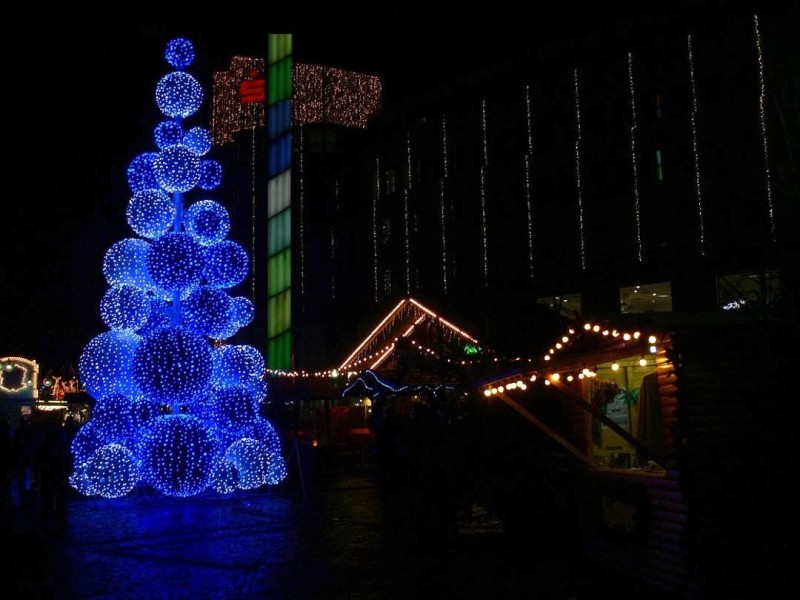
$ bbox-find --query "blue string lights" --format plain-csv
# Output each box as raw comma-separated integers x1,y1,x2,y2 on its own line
70,37,287,499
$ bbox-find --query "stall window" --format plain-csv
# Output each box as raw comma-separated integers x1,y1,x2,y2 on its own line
620,282,672,313
536,293,582,318
717,270,779,312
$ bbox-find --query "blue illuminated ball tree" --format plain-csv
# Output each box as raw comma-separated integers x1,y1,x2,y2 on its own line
71,37,287,499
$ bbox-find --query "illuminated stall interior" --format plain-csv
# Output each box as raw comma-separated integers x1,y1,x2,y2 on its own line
481,319,677,473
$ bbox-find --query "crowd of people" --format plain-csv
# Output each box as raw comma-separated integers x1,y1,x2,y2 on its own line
0,413,78,538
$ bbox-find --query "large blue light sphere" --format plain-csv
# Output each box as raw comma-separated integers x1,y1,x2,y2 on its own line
127,188,176,239
154,120,184,150
146,232,205,294
126,152,160,193
136,299,173,338
184,200,230,246
183,286,233,339
137,414,219,497
197,159,222,190
156,71,203,119
132,326,214,407
206,385,259,437
165,37,194,69
103,238,159,295
91,392,141,448
79,330,141,401
204,240,249,289
154,144,201,193
100,284,151,332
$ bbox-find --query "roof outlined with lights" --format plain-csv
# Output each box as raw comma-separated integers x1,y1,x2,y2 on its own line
338,297,480,375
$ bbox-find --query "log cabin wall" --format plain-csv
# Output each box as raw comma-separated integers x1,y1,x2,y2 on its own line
670,318,796,599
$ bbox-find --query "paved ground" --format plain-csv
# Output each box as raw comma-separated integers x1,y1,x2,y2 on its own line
1,455,649,600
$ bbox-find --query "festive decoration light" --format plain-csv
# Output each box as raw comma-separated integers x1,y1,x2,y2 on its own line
72,37,286,499
627,53,644,263
573,68,586,270
127,188,176,239
184,199,230,246
753,13,776,242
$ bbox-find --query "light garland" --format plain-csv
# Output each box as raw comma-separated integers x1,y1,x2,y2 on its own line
627,53,644,263
373,155,379,303
524,84,535,278
687,35,706,256
753,13,776,242
480,99,489,281
574,68,586,271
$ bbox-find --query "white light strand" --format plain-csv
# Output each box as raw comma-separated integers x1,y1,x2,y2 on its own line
250,117,257,301
331,179,339,300
574,68,587,270
406,130,412,190
441,114,449,179
404,188,411,294
687,35,706,256
373,156,380,303
299,124,306,296
480,166,489,281
754,13,776,242
525,84,535,278
440,179,448,293
481,98,489,166
627,53,643,264
524,158,534,278
480,99,489,282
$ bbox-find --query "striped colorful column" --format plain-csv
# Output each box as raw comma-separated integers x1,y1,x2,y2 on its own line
266,34,292,371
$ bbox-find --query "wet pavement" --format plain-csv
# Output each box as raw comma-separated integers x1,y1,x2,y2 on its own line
3,455,623,600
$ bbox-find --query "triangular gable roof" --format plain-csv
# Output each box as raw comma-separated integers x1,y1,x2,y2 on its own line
338,297,480,373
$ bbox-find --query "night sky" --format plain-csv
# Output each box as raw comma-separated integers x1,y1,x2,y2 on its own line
2,1,781,373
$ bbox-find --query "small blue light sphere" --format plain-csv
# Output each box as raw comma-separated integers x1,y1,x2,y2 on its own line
100,284,151,332
183,286,233,339
127,188,176,239
137,414,219,497
84,443,139,498
249,420,286,485
103,238,159,296
146,232,205,294
197,159,222,190
126,152,160,193
69,462,94,496
184,200,230,246
154,120,184,150
79,330,142,401
156,71,203,119
132,326,214,406
204,240,249,289
154,144,201,193
213,344,265,390
165,38,194,69
209,458,239,494
183,126,212,156
224,438,273,490
229,296,255,328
